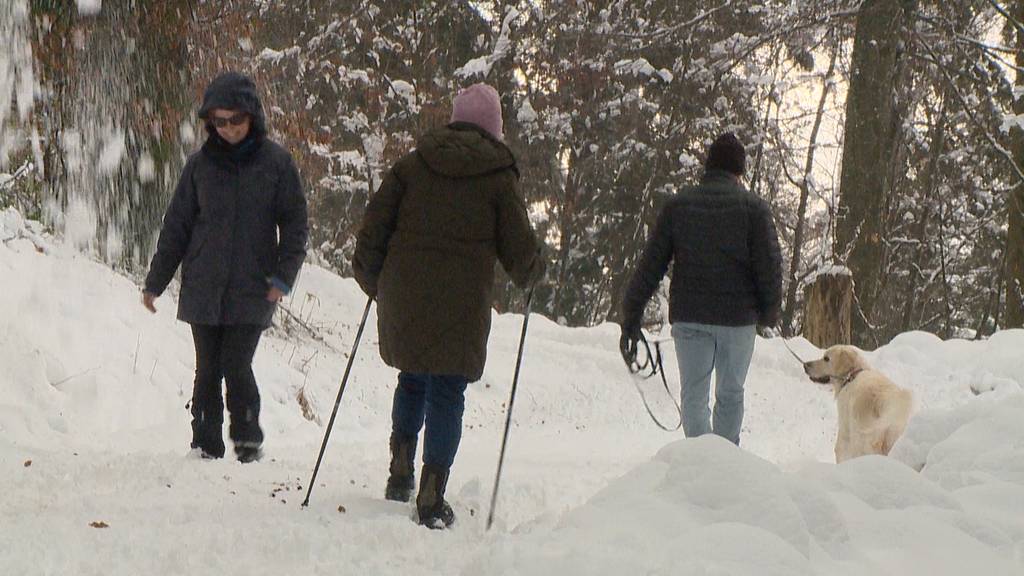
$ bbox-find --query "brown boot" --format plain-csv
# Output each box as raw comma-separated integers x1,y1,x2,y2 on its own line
385,433,416,502
416,463,455,529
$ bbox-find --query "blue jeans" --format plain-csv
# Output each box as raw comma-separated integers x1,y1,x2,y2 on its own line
391,372,469,469
672,322,756,445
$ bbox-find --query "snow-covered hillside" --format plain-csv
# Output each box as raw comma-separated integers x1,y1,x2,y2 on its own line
2,208,1022,575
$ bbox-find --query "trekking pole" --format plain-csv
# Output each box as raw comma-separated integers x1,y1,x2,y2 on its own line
301,296,373,508
486,289,534,531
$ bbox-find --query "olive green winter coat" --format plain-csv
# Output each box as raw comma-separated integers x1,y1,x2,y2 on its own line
353,123,544,381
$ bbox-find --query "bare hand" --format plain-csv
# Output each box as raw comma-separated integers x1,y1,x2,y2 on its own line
266,286,286,303
142,291,157,313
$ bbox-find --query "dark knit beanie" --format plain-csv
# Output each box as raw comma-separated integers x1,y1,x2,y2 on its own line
705,132,746,176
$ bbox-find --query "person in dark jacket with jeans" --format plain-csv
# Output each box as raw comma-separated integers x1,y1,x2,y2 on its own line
353,83,544,528
143,72,308,463
621,133,782,445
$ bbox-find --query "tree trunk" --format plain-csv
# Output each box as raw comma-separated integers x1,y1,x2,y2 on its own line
835,0,912,346
1006,0,1024,328
802,270,853,349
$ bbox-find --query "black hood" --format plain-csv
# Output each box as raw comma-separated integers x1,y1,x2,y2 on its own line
198,72,268,162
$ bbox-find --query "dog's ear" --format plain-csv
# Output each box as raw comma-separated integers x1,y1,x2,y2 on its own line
824,346,844,373
836,346,859,374
848,347,870,371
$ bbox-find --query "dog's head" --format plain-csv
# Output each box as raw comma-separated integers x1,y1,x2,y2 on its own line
803,345,869,385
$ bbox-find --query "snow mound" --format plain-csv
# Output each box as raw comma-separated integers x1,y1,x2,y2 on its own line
476,398,1024,574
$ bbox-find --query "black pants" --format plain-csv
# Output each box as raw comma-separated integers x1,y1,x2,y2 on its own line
189,324,265,457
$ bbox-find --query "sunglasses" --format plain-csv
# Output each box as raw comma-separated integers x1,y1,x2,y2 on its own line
208,112,249,128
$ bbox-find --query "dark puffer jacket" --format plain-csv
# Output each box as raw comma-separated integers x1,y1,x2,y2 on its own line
145,72,309,327
353,123,544,381
622,169,782,331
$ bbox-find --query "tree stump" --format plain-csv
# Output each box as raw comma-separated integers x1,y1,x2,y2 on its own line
802,268,853,348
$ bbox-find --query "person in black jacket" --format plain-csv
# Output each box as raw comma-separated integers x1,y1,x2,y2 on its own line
142,72,308,462
621,133,782,445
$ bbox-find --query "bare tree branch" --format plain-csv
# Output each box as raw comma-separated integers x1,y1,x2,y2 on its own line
724,6,862,74
955,33,1020,55
987,0,1024,35
607,0,735,41
913,29,1024,213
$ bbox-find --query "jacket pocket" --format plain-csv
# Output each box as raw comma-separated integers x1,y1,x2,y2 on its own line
182,233,208,280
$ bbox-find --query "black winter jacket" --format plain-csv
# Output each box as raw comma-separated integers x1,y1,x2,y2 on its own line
145,73,308,327
622,169,782,331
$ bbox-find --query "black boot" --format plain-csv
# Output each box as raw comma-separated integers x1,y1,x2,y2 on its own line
234,441,263,463
190,404,225,459
416,463,455,529
385,433,416,502
190,442,223,460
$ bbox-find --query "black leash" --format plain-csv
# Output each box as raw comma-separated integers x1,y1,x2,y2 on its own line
781,337,807,365
627,333,682,432
626,332,808,432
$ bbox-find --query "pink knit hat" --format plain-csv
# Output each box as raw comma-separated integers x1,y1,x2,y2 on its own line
451,83,504,141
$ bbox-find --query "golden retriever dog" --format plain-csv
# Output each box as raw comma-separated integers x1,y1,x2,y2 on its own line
804,345,913,463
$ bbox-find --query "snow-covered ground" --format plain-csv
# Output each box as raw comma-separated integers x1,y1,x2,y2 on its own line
1,207,1022,575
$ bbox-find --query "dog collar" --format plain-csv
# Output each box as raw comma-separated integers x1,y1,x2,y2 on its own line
838,368,865,390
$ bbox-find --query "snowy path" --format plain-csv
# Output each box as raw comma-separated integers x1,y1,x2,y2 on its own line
2,210,1023,575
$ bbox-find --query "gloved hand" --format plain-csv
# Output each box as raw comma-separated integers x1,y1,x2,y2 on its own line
758,308,781,332
619,323,642,367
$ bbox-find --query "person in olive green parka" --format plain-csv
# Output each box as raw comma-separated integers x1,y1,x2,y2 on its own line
352,83,544,528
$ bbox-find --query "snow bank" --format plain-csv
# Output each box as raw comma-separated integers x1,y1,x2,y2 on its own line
473,403,1024,575
2,209,1023,574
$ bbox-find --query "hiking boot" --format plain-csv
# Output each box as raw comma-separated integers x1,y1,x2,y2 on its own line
188,447,222,460
190,439,225,460
416,463,455,529
385,433,416,502
235,442,263,463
